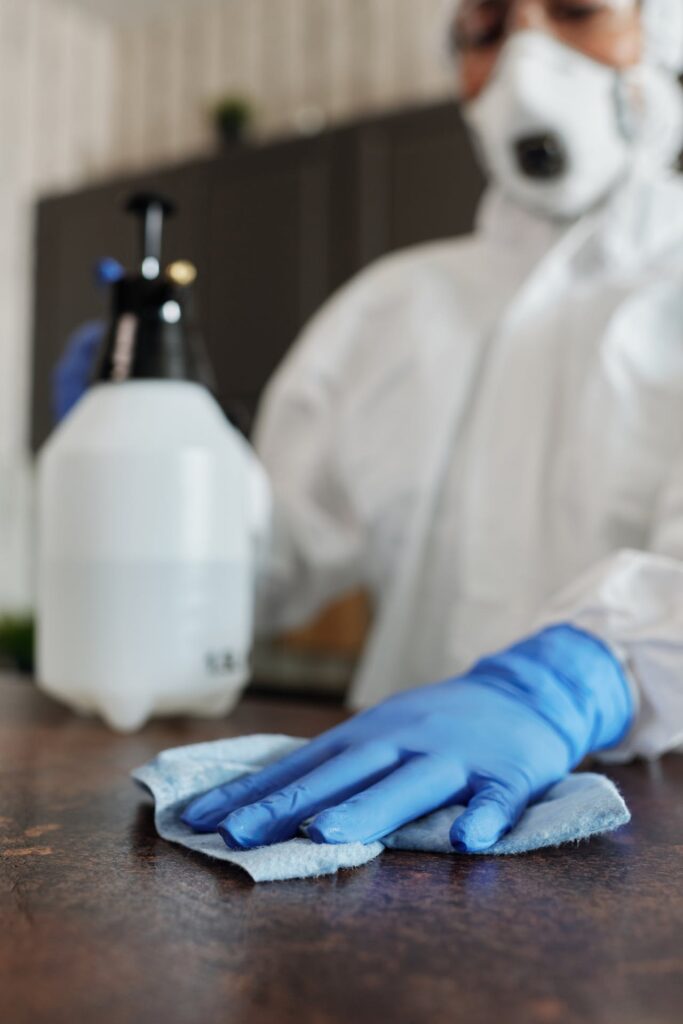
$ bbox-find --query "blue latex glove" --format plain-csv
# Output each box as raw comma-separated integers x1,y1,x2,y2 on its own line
182,625,634,853
53,320,105,422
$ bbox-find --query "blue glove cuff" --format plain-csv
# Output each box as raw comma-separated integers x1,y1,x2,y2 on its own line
471,624,634,767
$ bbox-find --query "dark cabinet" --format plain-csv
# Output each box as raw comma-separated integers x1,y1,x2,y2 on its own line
206,137,336,414
354,103,484,265
31,100,483,450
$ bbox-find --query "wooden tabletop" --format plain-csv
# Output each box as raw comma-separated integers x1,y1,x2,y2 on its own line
1,672,682,1024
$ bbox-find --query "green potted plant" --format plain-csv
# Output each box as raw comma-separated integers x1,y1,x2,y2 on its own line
212,96,253,147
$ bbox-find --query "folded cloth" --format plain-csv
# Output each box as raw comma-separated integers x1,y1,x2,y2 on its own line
132,735,630,883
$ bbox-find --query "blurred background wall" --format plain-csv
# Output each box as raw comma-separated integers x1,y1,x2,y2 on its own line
0,0,114,611
107,0,452,169
0,0,453,464
0,0,114,460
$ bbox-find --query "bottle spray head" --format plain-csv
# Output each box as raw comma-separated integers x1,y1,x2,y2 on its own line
126,192,177,281
93,191,215,393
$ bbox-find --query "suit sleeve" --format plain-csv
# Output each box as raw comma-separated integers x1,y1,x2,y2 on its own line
533,275,683,761
534,521,683,761
249,286,370,637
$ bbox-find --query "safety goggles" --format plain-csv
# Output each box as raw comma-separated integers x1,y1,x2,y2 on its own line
451,0,640,62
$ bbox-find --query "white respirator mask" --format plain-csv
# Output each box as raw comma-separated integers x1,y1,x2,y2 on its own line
462,30,636,221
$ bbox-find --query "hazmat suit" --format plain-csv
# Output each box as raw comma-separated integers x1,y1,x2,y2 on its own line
251,0,683,762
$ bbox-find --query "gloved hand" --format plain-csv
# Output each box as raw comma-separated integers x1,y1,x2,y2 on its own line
53,320,105,422
182,624,633,853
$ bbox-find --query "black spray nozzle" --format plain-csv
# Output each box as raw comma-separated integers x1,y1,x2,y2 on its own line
126,192,177,281
95,191,214,394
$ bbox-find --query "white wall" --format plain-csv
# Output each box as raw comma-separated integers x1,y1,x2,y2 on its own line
108,0,454,172
0,0,115,610
0,0,115,459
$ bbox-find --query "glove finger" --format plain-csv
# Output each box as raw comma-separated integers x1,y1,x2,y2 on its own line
54,321,106,421
181,736,344,832
307,756,469,846
449,777,530,854
219,742,403,849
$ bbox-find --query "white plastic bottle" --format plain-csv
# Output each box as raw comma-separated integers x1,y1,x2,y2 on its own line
36,193,259,731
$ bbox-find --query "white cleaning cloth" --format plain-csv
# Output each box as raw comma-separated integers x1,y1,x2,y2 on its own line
132,734,630,883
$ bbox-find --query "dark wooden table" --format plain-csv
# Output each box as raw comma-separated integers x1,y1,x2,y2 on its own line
2,672,682,1024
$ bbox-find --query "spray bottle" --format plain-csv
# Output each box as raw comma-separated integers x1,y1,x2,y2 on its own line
37,193,259,731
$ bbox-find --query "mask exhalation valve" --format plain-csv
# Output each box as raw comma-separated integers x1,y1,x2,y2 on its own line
515,133,567,180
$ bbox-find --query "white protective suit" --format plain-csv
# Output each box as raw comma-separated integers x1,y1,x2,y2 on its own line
251,1,683,761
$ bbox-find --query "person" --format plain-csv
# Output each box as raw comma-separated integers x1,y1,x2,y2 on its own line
59,0,683,853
